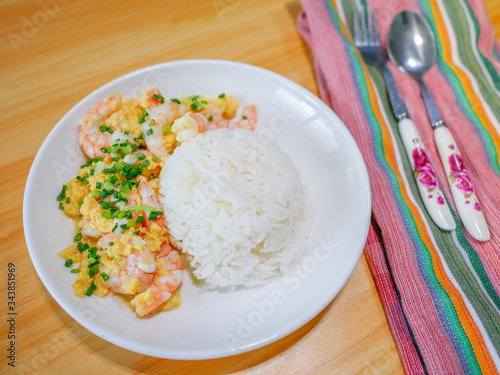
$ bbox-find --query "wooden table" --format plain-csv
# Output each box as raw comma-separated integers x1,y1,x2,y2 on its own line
1,1,498,374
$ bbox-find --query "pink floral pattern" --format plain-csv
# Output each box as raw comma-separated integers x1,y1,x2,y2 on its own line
447,147,481,211
412,143,444,205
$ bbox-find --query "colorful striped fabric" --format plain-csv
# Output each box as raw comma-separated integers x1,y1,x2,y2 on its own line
297,0,500,373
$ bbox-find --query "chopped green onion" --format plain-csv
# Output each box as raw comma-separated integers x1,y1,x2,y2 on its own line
136,152,146,160
74,233,83,242
64,259,73,267
57,185,67,201
162,124,172,134
208,115,213,122
96,182,102,189
122,205,156,212
242,115,248,120
109,145,119,154
91,190,100,198
171,98,181,104
148,211,163,221
86,281,97,296
127,219,136,228
103,168,116,174
77,242,88,253
102,210,112,219
65,197,70,203
121,143,132,155
136,216,144,224
146,129,154,136
101,272,109,281
99,125,113,133
59,202,63,210
89,264,100,278
152,94,164,103
139,109,148,123
103,181,114,191
152,156,158,162
218,93,226,98
190,100,204,110
113,211,125,219
70,269,80,274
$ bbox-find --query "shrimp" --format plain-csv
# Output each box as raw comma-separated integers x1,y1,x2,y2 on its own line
143,100,188,157
131,242,183,317
98,232,156,295
79,217,103,238
171,112,209,142
78,95,121,159
232,105,257,131
172,105,257,142
143,88,164,109
137,178,165,229
122,178,165,229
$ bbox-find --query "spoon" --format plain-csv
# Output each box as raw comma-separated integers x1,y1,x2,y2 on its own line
387,10,490,241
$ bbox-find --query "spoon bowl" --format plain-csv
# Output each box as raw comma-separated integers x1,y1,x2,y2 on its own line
387,10,436,79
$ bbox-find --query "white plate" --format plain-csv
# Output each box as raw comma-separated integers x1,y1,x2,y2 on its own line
23,60,371,360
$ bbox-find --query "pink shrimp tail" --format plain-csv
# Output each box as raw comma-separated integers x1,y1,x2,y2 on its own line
145,88,164,109
133,242,183,316
188,113,209,133
236,105,257,131
78,95,119,158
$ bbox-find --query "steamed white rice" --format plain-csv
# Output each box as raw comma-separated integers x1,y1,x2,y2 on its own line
159,128,313,289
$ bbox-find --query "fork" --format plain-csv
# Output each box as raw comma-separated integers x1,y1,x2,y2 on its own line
353,5,455,231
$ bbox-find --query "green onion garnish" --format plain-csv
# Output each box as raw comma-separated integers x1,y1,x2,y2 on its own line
86,281,97,296
122,205,157,212
152,94,164,103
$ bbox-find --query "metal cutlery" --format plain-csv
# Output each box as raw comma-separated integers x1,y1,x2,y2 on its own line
353,5,456,231
387,10,490,241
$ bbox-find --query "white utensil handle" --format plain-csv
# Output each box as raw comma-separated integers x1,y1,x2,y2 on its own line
433,126,490,241
398,118,455,230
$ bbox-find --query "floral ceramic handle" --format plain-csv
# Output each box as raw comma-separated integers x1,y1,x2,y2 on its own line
398,118,455,230
434,126,490,241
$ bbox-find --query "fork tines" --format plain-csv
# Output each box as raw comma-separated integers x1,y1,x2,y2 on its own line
353,5,381,47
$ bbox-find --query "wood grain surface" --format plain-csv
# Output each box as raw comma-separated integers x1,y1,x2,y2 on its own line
1,1,499,374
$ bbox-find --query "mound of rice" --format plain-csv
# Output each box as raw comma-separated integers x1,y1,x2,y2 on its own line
159,128,313,289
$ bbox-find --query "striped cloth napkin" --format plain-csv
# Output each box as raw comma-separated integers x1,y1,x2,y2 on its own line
297,0,500,373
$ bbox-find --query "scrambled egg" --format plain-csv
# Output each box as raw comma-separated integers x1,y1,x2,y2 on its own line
58,89,243,317
102,96,144,138
57,240,109,298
